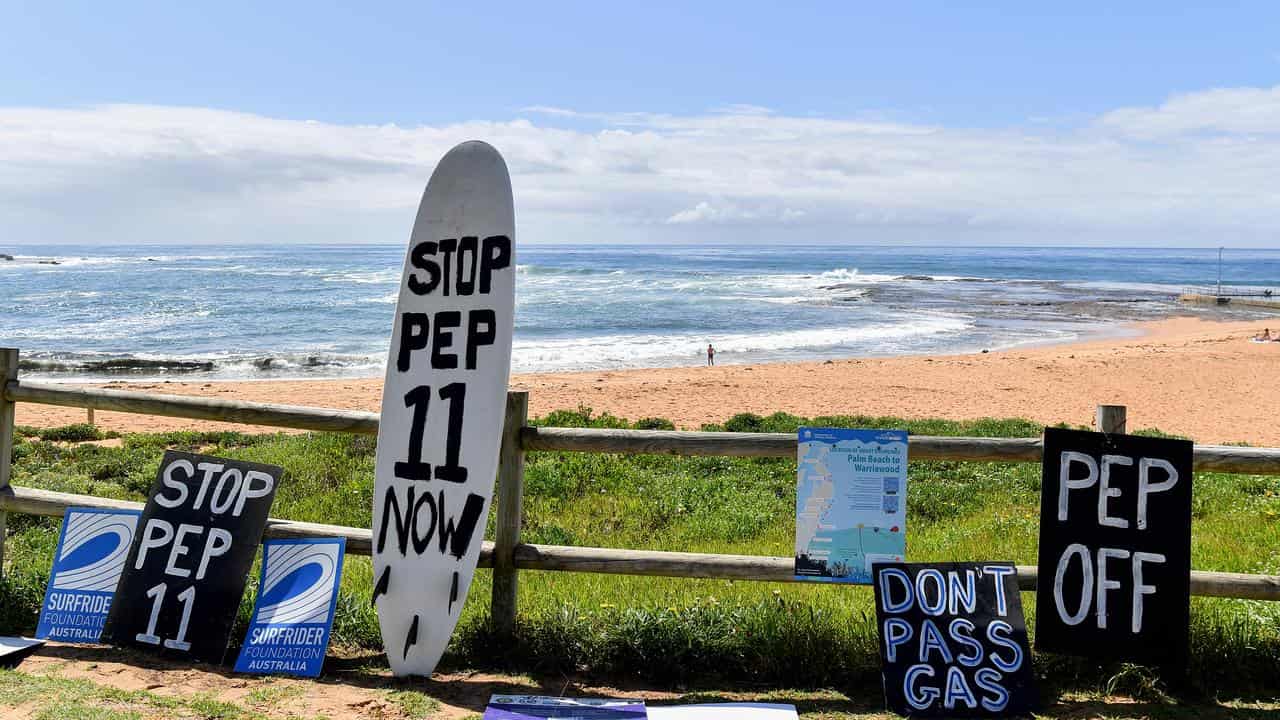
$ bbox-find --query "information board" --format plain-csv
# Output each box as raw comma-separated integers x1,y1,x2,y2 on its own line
235,537,345,677
873,562,1038,717
102,450,282,663
1035,428,1193,665
796,427,907,583
36,507,141,642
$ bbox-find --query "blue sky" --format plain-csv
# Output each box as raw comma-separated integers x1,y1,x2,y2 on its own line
2,2,1279,246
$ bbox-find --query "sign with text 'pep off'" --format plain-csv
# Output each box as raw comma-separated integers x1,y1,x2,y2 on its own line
1036,428,1192,665
372,141,516,676
102,451,282,663
36,507,141,642
235,537,345,677
873,562,1038,717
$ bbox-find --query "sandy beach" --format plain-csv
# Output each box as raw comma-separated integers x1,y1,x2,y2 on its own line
14,316,1280,446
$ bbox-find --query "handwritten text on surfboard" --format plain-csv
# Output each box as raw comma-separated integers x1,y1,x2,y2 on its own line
377,236,511,564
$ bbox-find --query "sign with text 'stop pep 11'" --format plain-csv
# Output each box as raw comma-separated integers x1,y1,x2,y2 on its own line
1035,427,1193,666
372,140,516,676
101,450,282,664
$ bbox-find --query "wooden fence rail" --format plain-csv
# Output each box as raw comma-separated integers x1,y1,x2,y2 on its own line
5,380,380,435
523,427,1280,474
4,484,1278,601
3,346,1280,643
9,380,1280,474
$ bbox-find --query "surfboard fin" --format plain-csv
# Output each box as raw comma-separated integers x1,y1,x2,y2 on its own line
403,614,420,661
372,566,391,606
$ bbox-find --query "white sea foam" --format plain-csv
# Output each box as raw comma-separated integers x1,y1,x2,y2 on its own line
815,268,899,283
511,315,971,372
14,245,1273,381
755,295,834,305
319,270,398,284
0,253,248,269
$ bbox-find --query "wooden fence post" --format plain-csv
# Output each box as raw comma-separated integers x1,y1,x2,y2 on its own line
0,348,18,577
1096,404,1127,435
491,391,528,637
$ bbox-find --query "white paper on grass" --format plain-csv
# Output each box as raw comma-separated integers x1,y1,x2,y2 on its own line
647,704,798,719
0,636,44,661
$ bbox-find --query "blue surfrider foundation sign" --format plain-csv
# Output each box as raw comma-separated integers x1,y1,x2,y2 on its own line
37,507,142,642
234,537,345,677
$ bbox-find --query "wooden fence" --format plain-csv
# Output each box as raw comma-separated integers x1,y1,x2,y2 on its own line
2,347,1280,640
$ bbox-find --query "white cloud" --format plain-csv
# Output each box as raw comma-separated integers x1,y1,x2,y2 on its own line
1096,85,1280,138
666,200,806,225
711,104,775,116
2,88,1279,246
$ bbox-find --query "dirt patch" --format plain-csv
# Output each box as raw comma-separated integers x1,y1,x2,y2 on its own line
8,643,1277,719
14,644,525,719
10,644,878,719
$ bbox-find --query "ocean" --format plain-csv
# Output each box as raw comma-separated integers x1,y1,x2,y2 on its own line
3,244,1277,381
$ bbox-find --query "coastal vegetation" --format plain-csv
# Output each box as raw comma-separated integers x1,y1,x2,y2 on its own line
2,410,1278,713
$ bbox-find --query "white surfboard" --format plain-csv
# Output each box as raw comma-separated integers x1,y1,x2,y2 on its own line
372,141,516,676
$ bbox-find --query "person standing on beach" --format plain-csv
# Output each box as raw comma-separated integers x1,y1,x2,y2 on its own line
707,343,715,366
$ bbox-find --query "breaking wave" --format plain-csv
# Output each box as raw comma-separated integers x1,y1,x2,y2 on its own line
8,243,1276,380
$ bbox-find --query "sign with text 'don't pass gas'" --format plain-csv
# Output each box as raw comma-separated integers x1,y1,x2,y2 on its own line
1035,427,1192,665
874,562,1038,717
102,450,282,663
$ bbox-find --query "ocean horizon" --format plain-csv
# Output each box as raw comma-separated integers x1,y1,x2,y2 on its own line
4,243,1277,382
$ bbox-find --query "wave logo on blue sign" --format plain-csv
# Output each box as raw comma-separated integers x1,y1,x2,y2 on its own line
235,537,345,677
37,507,141,642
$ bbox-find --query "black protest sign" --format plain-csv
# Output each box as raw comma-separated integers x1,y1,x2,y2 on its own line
873,562,1037,718
102,450,281,663
1035,427,1192,665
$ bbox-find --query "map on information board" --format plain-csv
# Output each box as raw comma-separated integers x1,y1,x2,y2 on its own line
795,427,908,584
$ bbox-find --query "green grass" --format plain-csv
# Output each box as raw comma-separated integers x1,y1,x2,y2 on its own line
3,410,1279,710
5,661,1272,719
15,422,120,443
386,689,442,718
0,667,251,719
